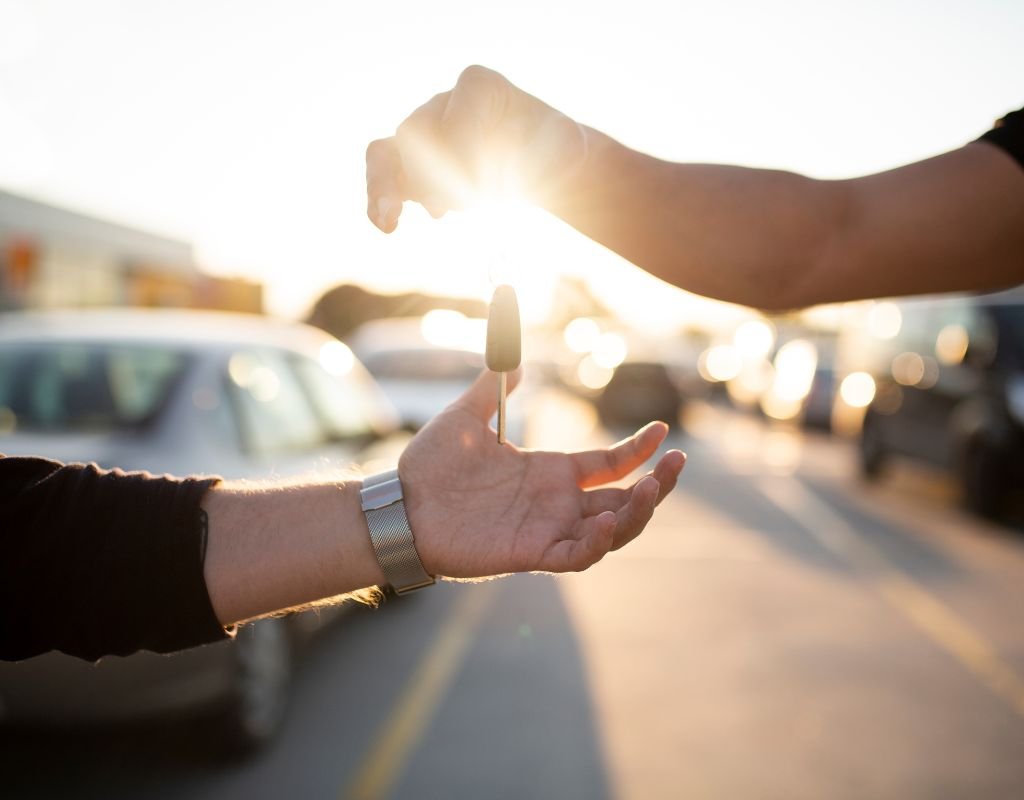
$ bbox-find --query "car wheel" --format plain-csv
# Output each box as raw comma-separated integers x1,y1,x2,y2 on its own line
859,411,886,480
207,618,293,757
962,441,1007,520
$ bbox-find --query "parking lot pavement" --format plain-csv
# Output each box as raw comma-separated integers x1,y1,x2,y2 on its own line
4,398,1024,799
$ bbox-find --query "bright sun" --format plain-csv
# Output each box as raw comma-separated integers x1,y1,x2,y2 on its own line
419,190,568,324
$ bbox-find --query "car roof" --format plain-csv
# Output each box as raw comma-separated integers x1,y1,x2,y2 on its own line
0,308,337,352
894,286,1024,309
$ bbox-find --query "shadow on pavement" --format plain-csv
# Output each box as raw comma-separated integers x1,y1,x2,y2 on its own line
677,436,967,583
0,577,611,800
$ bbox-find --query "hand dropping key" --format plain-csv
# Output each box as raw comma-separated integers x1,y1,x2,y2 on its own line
486,284,521,445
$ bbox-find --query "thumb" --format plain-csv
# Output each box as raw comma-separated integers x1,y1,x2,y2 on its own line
452,367,524,422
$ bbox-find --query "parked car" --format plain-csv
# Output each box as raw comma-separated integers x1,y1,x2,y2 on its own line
850,291,1024,519
349,314,529,443
801,364,837,430
594,361,685,429
0,308,406,754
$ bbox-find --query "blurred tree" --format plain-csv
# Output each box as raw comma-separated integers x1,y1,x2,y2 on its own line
307,284,487,341
546,276,615,330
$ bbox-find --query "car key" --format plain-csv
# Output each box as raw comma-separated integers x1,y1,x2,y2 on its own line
485,284,522,445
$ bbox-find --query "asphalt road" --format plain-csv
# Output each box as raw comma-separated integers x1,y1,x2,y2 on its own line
4,395,1024,799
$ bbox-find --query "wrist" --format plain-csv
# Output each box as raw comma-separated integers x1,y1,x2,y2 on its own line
393,466,442,578
527,113,593,211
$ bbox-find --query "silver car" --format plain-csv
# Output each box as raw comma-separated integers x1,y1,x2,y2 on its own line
0,309,406,754
349,315,528,443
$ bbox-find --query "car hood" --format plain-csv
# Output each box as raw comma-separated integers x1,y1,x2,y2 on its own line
0,432,127,469
0,431,202,476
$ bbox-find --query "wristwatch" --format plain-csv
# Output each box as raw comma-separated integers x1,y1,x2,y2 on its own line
360,469,435,595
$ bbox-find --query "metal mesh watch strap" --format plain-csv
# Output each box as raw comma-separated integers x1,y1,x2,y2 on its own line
360,469,435,595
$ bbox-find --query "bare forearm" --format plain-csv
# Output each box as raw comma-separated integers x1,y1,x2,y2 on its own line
546,131,1024,309
201,479,385,626
546,127,850,309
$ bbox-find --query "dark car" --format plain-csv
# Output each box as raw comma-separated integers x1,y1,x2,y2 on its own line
854,291,1024,519
594,361,684,428
0,309,406,755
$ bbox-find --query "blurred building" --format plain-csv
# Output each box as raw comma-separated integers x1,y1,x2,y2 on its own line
0,189,261,313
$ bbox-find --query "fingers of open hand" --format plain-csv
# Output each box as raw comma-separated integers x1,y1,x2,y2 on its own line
611,451,686,550
581,450,685,511
540,511,616,573
534,450,686,574
650,449,686,505
581,449,686,548
610,475,660,551
571,421,668,488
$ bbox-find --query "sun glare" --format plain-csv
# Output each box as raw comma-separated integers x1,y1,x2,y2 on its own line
450,191,563,318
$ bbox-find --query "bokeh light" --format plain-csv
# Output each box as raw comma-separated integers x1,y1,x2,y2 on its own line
591,332,628,369
319,340,356,376
733,319,775,359
867,302,902,339
839,371,876,408
577,355,614,390
935,323,969,366
699,344,742,382
563,318,601,353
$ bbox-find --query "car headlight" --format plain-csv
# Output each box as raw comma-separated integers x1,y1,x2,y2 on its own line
1008,374,1024,426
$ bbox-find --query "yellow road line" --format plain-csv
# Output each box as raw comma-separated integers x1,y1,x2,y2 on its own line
756,477,1024,719
342,583,498,800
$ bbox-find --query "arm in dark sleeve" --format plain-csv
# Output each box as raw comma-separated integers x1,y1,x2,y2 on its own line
1,455,230,662
978,106,1024,169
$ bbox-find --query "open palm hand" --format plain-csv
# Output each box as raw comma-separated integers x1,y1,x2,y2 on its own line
400,370,686,579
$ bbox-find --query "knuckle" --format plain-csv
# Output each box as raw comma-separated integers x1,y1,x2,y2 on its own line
457,64,494,86
603,449,618,473
396,116,416,140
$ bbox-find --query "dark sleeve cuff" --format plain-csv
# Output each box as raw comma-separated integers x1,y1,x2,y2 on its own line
977,107,1024,170
1,456,230,662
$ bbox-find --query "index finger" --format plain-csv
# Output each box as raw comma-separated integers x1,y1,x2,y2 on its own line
366,137,404,232
570,421,669,488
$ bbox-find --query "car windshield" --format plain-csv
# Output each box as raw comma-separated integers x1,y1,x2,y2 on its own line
0,342,188,434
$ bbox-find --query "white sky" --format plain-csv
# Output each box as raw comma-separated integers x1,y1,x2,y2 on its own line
1,0,1022,329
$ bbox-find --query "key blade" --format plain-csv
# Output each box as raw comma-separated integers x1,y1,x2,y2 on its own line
497,371,507,445
486,285,522,372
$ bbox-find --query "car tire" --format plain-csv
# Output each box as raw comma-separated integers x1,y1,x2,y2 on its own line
859,411,886,481
205,619,293,758
962,441,1007,520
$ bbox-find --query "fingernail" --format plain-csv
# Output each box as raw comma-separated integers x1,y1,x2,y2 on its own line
376,197,393,225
